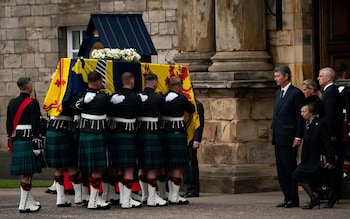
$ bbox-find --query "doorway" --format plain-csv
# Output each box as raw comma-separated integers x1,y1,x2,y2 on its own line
315,0,350,75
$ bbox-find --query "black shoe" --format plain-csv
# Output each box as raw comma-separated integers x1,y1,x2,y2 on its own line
275,201,287,207
180,192,189,198
285,201,299,208
324,194,339,208
183,192,199,198
45,188,57,194
302,199,320,209
169,199,189,205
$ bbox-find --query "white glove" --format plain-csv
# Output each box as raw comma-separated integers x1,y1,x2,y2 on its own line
339,86,345,93
33,149,41,156
110,94,125,104
138,94,148,102
84,92,96,103
165,92,178,102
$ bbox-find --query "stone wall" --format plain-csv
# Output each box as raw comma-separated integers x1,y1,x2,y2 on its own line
194,86,280,193
266,0,313,86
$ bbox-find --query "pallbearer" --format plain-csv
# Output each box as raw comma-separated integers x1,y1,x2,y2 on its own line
75,71,110,210
160,76,195,205
108,72,143,209
136,73,167,207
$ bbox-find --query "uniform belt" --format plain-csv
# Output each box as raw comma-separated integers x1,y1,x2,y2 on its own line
137,117,158,122
50,115,73,121
16,124,32,130
162,116,184,122
112,117,136,123
81,113,106,120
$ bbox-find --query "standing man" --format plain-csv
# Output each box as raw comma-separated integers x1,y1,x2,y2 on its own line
272,66,304,208
182,98,204,198
75,71,110,210
334,64,350,177
136,73,167,207
161,76,195,205
318,67,343,208
7,77,42,213
108,71,143,209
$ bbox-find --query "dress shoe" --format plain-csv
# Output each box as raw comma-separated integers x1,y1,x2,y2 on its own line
45,188,57,194
284,201,299,208
323,193,339,208
183,192,199,198
275,201,287,207
180,192,189,198
302,199,320,209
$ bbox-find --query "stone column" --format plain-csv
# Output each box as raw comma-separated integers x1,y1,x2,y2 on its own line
208,0,272,79
197,0,277,194
173,0,215,72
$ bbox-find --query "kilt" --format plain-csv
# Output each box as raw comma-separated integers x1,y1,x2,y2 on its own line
78,131,107,172
45,130,77,169
109,132,137,168
161,132,189,168
136,131,164,169
11,139,42,176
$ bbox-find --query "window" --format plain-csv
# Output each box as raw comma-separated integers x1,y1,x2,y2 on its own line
67,27,86,58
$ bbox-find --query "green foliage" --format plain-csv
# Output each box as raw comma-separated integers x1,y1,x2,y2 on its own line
0,180,51,188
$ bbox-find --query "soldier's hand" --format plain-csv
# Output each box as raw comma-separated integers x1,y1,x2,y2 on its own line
165,92,178,102
138,94,148,102
110,94,125,104
84,92,96,103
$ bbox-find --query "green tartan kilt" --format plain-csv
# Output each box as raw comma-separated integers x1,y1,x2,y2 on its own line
78,131,107,172
11,140,42,176
161,132,189,168
108,133,137,168
44,130,77,169
136,131,164,169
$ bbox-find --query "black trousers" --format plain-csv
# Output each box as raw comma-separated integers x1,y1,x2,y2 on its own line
183,146,200,195
275,145,299,202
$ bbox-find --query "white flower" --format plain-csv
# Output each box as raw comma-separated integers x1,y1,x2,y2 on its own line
91,48,141,62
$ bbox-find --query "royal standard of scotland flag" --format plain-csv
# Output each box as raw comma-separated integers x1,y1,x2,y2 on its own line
43,58,199,143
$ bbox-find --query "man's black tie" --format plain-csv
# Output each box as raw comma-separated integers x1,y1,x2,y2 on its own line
280,89,284,99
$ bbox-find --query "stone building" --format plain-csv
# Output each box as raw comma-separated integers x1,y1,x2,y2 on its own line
1,0,350,194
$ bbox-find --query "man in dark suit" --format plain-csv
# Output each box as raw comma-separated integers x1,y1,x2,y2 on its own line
272,66,304,208
318,67,343,208
182,99,204,198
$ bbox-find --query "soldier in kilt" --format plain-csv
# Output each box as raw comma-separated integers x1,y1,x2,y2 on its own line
108,72,143,209
6,77,42,213
160,76,195,205
44,93,87,207
136,73,167,207
74,71,110,210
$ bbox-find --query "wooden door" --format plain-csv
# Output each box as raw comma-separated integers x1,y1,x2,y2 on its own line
316,0,350,72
